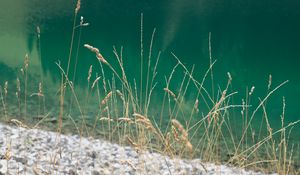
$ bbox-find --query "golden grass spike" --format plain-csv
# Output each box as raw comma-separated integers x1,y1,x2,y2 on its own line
133,113,157,133
171,119,184,133
101,91,112,105
186,141,193,151
163,88,176,99
172,125,180,141
171,119,193,151
171,119,188,140
135,119,151,126
75,0,81,14
84,44,108,65
133,113,150,122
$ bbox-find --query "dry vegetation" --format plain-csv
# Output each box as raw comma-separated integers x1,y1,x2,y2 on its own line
0,0,300,174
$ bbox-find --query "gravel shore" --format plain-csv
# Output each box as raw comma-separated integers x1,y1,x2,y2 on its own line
0,123,273,175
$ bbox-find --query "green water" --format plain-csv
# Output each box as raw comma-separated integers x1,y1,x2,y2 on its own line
1,0,300,162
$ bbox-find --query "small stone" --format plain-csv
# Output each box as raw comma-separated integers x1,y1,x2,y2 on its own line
113,163,121,169
92,170,100,175
69,169,77,175
13,157,28,164
0,160,7,175
87,151,97,159
88,162,94,167
104,162,110,167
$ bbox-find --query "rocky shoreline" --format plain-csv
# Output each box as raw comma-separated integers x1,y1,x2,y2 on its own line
0,123,273,175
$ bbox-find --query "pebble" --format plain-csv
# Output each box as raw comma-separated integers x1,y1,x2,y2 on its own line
0,123,275,175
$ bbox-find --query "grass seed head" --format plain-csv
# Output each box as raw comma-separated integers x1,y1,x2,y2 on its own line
101,91,112,105
99,117,113,122
84,44,108,65
118,117,133,124
75,0,81,14
163,88,176,99
24,54,29,69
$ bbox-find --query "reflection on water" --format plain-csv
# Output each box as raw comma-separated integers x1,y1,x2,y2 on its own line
0,0,300,145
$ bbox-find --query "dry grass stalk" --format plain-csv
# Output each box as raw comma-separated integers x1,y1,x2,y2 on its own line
36,26,40,39
171,119,193,151
249,86,255,96
39,82,43,95
268,74,272,90
172,125,180,141
164,132,172,151
185,141,193,151
163,88,176,99
102,106,109,113
99,117,113,122
4,81,8,95
30,82,44,97
133,113,149,121
30,92,44,97
91,76,101,89
121,160,137,171
87,65,93,83
24,54,29,69
2,141,11,160
9,119,30,129
133,113,156,133
118,117,133,124
101,91,112,105
171,119,188,139
116,90,124,101
194,99,199,113
84,44,108,65
16,78,20,92
207,89,227,123
127,136,139,149
227,72,232,82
